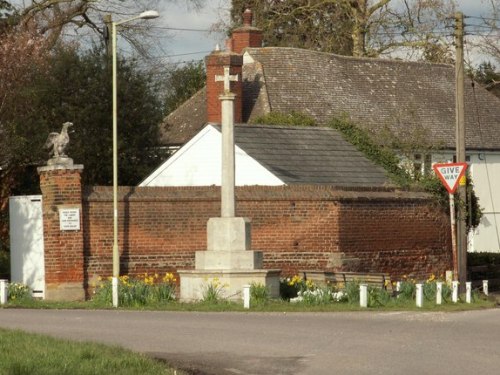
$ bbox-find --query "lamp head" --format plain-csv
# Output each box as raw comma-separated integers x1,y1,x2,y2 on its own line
139,10,159,20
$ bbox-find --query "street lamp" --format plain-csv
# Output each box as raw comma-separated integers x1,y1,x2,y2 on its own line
112,10,159,308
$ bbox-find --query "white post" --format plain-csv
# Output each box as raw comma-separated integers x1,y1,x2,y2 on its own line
0,280,8,305
396,281,401,298
483,280,489,296
112,277,119,307
445,271,453,285
436,281,443,305
243,284,250,309
360,284,368,308
466,282,472,304
416,283,423,308
452,281,459,303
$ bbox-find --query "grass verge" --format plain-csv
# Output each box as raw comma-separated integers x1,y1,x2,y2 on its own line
0,328,179,375
3,295,497,312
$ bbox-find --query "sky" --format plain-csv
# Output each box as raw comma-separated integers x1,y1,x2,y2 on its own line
7,0,499,66
158,0,498,66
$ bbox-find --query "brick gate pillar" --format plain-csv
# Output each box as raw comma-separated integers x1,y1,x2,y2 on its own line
38,163,85,300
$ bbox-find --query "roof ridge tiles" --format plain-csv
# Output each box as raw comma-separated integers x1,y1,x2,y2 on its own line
244,46,454,69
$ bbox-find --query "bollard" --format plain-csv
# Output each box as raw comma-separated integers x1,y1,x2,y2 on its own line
0,280,8,305
416,283,423,308
243,284,251,309
112,277,119,307
466,282,472,304
483,280,489,296
452,281,459,303
445,271,453,285
360,284,368,308
436,282,443,305
396,281,401,298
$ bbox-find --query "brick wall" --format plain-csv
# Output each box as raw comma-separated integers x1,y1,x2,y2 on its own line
39,165,85,300
82,185,451,289
205,52,243,124
231,30,263,54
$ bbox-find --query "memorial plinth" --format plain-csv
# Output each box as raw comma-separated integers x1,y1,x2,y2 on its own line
178,215,281,301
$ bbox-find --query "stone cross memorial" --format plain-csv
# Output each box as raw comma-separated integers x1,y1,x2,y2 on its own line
215,66,238,218
178,61,280,302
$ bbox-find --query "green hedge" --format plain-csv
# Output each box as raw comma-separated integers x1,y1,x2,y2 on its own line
468,252,500,266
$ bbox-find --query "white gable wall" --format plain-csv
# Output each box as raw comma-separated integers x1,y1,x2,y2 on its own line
140,125,284,187
431,151,500,253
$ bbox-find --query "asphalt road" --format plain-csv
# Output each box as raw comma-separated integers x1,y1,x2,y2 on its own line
0,308,499,374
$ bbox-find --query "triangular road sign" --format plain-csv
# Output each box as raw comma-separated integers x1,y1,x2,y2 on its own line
432,163,468,194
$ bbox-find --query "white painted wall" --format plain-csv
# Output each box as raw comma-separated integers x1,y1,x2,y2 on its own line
9,195,45,298
140,125,284,187
432,152,500,253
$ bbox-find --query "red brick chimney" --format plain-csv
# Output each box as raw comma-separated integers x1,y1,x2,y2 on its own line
205,9,262,124
231,9,263,54
205,49,243,124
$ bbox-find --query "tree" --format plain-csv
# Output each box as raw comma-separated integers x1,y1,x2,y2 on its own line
6,0,204,52
230,0,354,55
164,61,206,115
470,61,500,86
229,0,456,60
18,45,167,186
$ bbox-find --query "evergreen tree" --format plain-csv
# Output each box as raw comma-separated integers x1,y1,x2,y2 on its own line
4,44,167,188
164,61,206,114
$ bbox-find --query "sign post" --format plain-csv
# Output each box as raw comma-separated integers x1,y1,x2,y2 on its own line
433,163,467,281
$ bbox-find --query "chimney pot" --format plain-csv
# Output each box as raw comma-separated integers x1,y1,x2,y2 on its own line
230,8,263,54
243,8,252,27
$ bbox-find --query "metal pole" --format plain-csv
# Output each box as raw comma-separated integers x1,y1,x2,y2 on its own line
112,21,119,308
455,11,467,292
449,193,458,280
109,11,159,308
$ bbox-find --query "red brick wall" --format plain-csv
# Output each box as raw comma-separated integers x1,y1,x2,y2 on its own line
205,52,243,124
231,30,263,54
39,167,84,284
82,185,451,286
337,199,452,280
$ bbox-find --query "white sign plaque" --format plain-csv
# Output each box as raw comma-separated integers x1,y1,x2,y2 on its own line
59,208,80,231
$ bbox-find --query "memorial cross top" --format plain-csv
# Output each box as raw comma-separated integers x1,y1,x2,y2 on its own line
215,66,238,94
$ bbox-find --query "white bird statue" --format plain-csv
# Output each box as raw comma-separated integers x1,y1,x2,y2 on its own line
44,122,73,158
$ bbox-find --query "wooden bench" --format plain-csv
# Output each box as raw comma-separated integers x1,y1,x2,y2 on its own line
301,270,393,293
468,265,500,292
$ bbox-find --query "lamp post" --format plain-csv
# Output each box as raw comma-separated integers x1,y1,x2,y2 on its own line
111,10,159,307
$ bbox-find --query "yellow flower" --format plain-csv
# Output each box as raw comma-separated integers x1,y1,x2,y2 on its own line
288,275,302,286
163,272,176,283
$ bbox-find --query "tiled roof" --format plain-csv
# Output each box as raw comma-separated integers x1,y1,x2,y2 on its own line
246,47,500,150
213,124,391,187
160,87,207,146
161,47,500,151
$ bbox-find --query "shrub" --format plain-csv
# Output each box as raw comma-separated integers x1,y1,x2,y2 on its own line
92,273,176,307
250,282,269,305
8,282,31,301
344,280,361,304
280,275,313,300
201,277,228,304
368,286,391,307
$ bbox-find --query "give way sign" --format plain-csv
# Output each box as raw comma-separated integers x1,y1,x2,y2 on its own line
432,163,468,194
